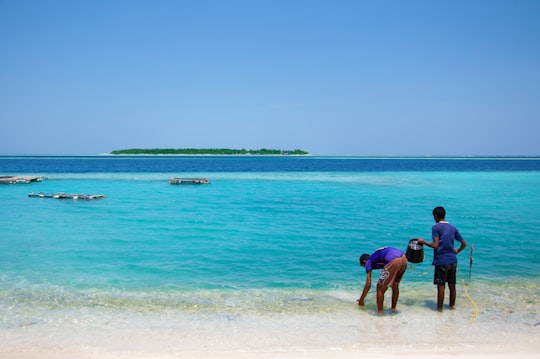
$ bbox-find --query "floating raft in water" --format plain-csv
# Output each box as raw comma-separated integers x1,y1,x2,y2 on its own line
28,192,106,200
0,176,46,184
169,177,210,185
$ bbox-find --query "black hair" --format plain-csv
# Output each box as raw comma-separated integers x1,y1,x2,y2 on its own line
432,206,446,220
359,254,370,267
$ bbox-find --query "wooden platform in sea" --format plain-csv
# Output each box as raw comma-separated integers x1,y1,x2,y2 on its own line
28,192,106,200
169,177,210,185
0,176,46,184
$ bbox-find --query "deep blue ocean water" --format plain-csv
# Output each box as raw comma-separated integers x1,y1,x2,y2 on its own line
1,156,539,332
2,155,540,173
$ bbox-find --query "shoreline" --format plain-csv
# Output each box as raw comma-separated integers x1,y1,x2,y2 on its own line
2,295,538,359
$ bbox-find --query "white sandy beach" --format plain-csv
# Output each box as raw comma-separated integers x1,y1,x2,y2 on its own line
1,297,538,359
2,349,538,359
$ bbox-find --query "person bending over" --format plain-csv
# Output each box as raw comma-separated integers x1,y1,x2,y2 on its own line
357,247,408,315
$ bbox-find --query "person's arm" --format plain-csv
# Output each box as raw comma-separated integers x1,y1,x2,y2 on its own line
455,239,467,254
417,236,439,249
357,271,372,306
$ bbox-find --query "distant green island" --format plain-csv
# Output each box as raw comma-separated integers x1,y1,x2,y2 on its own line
110,148,309,155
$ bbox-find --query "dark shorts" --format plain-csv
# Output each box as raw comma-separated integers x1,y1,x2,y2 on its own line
434,263,457,286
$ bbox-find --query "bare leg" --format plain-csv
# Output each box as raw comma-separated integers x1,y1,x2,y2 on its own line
449,283,456,309
376,283,387,315
437,285,445,311
391,283,399,312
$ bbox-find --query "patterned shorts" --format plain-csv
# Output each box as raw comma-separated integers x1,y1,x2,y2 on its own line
378,255,408,288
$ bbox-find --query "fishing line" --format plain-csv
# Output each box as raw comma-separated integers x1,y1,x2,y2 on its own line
461,244,478,323
407,264,428,276
461,278,479,324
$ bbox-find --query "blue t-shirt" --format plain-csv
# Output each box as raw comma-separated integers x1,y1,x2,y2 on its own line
365,247,403,273
432,221,464,266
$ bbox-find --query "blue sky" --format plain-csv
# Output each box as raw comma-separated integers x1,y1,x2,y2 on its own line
1,0,539,156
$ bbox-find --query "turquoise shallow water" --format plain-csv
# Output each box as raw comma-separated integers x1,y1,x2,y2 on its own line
2,170,540,290
1,158,539,348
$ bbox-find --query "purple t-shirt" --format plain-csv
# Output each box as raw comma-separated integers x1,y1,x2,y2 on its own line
432,221,464,266
365,247,403,273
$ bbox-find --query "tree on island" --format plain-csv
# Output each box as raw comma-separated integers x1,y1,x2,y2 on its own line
109,148,309,155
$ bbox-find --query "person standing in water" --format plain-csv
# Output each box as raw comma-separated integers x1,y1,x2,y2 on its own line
357,247,408,315
417,206,467,311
